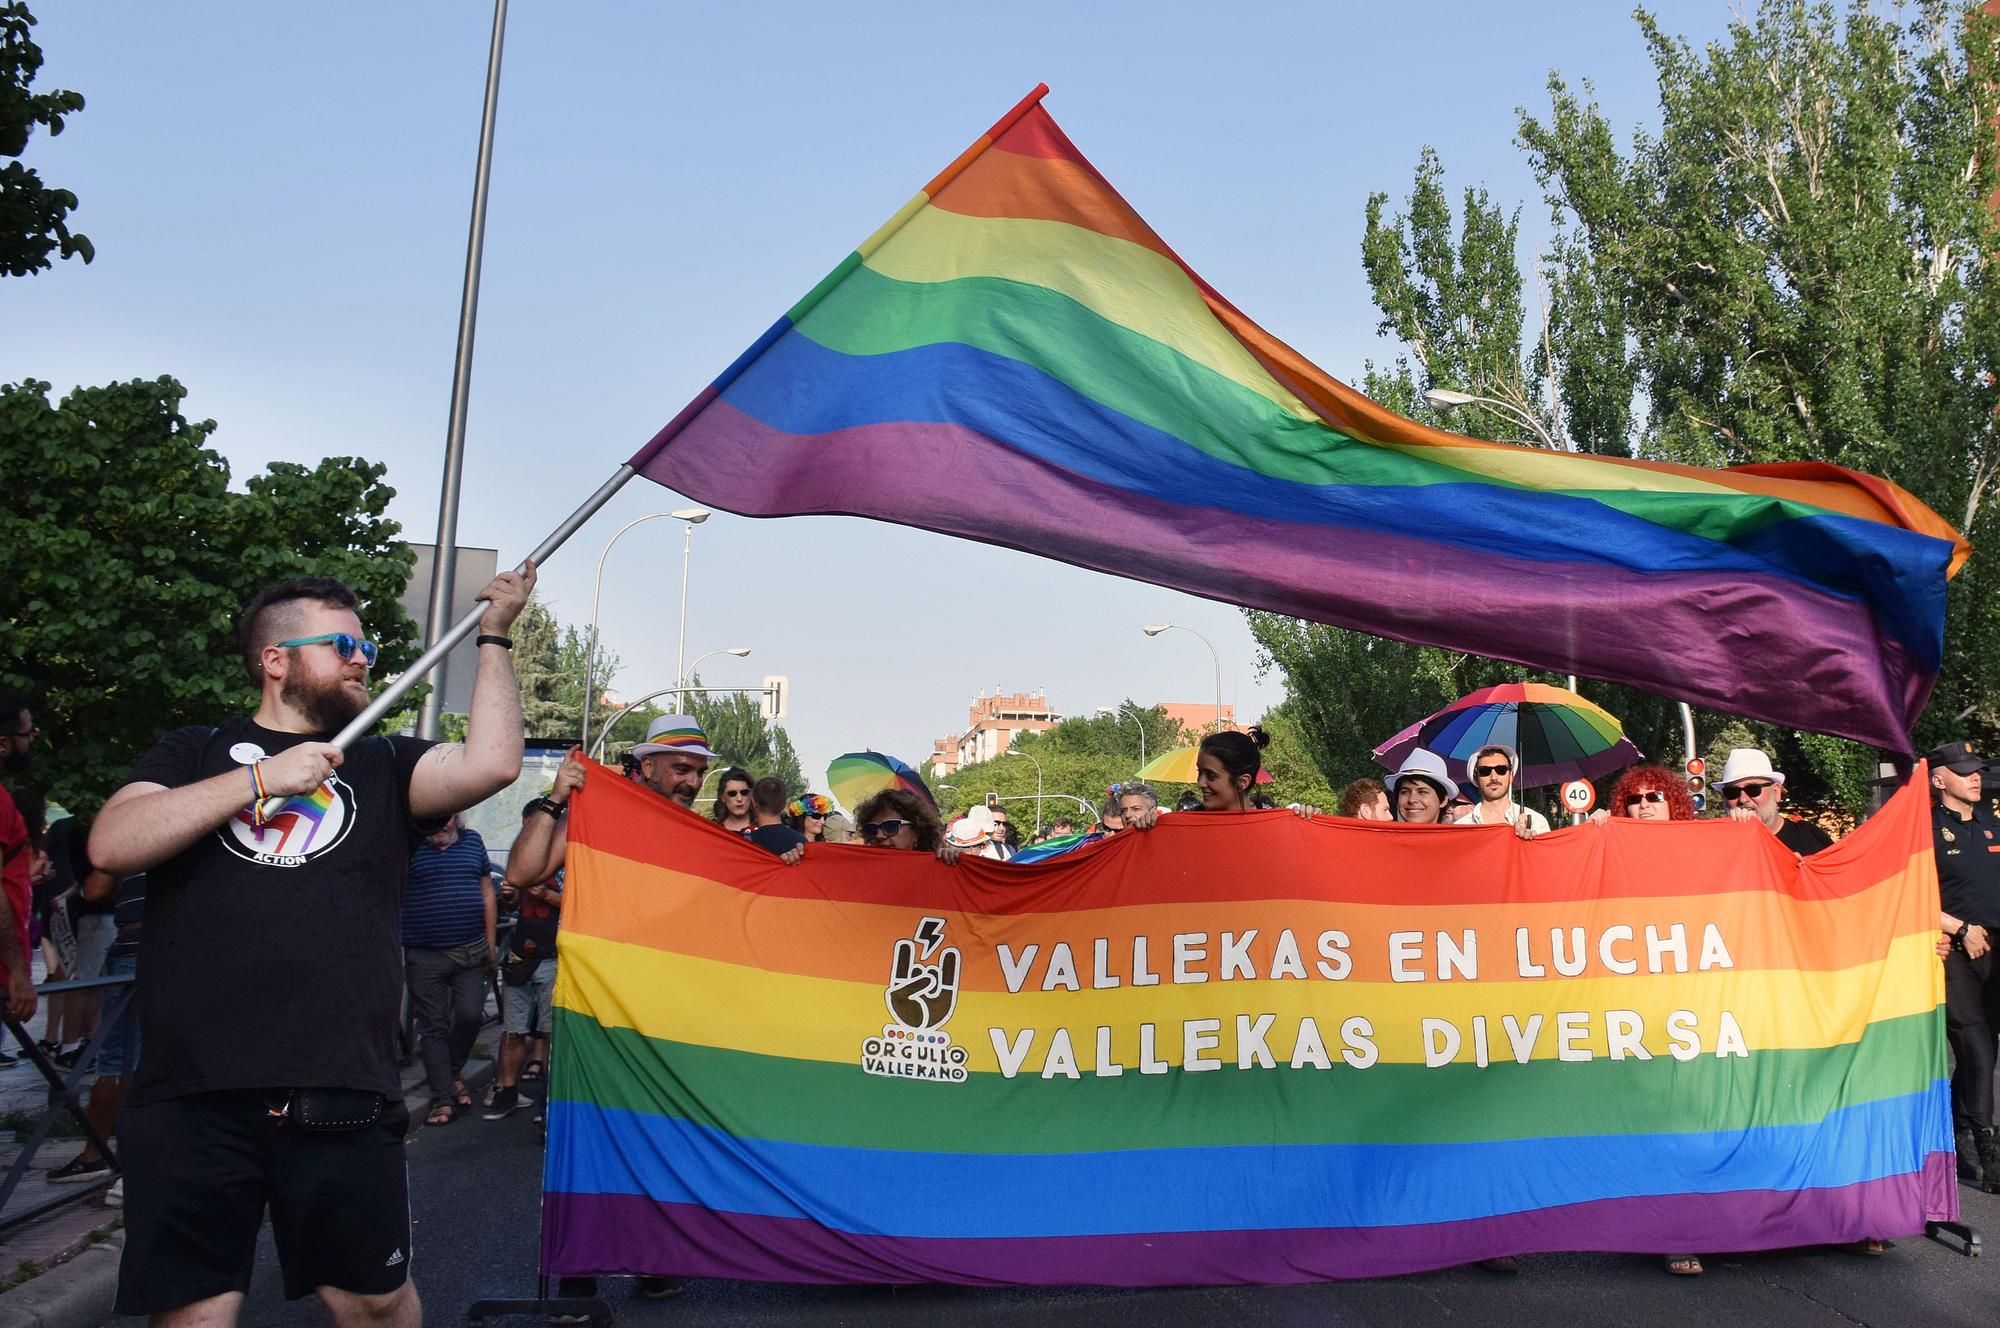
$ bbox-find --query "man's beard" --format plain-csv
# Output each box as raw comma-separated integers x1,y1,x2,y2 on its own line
1,746,28,780
281,671,367,733
640,767,696,808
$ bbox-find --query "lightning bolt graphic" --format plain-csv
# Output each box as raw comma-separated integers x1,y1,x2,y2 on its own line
915,916,946,960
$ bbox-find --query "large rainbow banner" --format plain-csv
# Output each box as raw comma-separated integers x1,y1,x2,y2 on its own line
543,766,1955,1283
628,88,1966,753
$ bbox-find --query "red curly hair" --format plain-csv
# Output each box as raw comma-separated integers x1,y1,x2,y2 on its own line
1608,764,1695,821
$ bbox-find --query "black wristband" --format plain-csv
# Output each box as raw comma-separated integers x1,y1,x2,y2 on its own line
530,796,567,820
476,633,513,650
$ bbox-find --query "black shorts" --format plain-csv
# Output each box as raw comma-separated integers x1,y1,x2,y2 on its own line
115,1090,412,1314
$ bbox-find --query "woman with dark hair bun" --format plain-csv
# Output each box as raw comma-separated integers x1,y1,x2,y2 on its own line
1196,727,1270,813
1127,727,1316,827
709,767,755,834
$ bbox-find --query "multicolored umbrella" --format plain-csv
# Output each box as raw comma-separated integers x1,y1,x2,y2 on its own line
1136,745,1276,785
1373,682,1641,789
826,750,935,814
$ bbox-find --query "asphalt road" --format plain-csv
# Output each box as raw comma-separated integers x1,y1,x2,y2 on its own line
102,1106,1999,1328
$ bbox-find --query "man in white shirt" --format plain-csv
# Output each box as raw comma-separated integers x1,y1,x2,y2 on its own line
1457,745,1549,839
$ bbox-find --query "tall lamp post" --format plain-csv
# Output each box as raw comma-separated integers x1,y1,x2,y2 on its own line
1142,624,1223,735
1422,387,1560,451
416,0,511,739
1096,705,1147,772
1004,750,1044,837
684,646,752,689
580,507,709,752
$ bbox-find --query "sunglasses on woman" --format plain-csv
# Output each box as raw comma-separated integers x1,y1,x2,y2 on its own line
275,632,379,667
1623,790,1668,807
861,819,907,839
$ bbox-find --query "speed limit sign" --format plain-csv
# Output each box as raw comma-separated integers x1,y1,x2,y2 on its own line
1560,779,1597,815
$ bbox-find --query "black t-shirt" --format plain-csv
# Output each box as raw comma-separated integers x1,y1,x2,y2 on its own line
118,719,435,1104
1935,803,2000,928
1775,816,1834,856
746,823,807,856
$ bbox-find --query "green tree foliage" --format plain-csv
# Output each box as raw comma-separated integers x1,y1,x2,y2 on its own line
507,597,620,742
1256,1,2000,812
0,2,91,277
0,378,414,811
686,682,806,801
932,704,1299,833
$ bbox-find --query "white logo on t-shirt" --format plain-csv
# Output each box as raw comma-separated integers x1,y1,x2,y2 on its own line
217,774,356,867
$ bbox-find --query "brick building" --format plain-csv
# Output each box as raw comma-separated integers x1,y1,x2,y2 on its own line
929,689,1060,776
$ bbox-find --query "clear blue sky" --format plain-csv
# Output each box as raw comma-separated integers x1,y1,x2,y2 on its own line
5,0,1738,791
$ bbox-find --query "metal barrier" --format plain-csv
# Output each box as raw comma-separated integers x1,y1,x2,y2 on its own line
0,972,135,1234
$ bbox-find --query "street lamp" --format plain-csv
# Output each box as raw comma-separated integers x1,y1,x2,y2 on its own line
1004,750,1044,837
580,507,709,752
685,646,752,688
1422,387,1559,451
1096,705,1147,772
1142,623,1223,736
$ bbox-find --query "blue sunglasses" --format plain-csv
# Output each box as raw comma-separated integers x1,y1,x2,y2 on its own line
275,632,379,667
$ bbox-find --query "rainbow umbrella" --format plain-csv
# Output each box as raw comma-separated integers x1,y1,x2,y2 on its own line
1373,682,1641,789
826,750,935,814
1135,745,1275,785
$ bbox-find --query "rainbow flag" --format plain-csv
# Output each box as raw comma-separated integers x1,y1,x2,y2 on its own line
543,762,1954,1283
629,87,1966,753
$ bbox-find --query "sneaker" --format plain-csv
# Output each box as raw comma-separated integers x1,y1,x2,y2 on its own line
47,1155,112,1184
482,1086,530,1120
0,1051,18,1068
636,1276,683,1299
1958,1125,1986,1183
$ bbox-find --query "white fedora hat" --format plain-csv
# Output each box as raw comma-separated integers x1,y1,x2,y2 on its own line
1387,748,1458,802
1717,748,1785,789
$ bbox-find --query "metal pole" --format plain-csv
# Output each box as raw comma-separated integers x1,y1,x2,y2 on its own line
417,0,510,740
1679,701,1696,766
332,465,638,751
580,512,688,752
591,683,768,760
676,523,694,689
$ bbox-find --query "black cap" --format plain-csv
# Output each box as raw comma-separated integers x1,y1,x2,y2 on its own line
1926,740,1984,775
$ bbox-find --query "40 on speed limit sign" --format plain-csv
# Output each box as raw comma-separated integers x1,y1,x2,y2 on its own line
1560,779,1597,814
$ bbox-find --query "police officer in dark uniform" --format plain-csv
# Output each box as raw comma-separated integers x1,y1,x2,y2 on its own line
1930,739,2000,1186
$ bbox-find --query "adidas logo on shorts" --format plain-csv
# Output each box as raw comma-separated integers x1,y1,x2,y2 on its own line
385,1248,405,1267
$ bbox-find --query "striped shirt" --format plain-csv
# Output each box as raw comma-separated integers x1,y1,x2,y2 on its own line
402,828,492,948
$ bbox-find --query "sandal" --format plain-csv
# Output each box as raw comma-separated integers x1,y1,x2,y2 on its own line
1834,1238,1886,1256
425,1097,457,1127
1663,1254,1704,1276
523,1060,547,1083
453,1079,474,1117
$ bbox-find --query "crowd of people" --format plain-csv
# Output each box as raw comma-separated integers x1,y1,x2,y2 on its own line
0,569,1995,1324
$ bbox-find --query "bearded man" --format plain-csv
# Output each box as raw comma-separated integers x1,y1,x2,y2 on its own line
90,570,531,1327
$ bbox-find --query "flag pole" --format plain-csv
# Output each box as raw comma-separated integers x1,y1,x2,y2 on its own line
332,464,639,752
417,0,511,740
